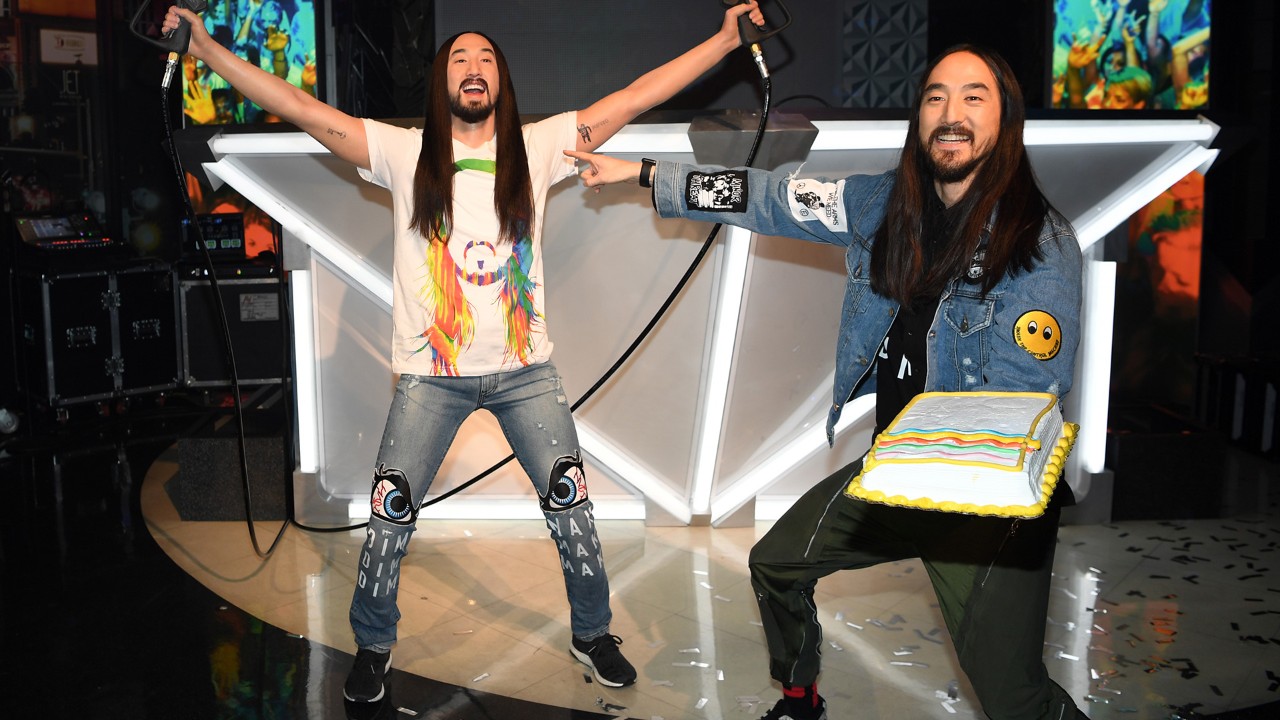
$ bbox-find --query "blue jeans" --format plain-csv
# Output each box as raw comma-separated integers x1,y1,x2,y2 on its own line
349,361,614,650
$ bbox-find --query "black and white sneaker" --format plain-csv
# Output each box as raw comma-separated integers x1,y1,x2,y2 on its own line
570,634,637,687
343,648,392,702
759,693,828,720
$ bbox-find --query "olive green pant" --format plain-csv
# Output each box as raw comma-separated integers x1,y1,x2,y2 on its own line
749,459,1083,720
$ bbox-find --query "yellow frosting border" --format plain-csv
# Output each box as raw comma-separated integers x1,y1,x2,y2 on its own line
845,422,1079,519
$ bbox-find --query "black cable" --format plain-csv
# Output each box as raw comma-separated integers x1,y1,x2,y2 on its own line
298,75,773,532
160,85,289,559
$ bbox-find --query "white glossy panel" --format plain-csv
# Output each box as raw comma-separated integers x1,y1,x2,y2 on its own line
198,116,1219,523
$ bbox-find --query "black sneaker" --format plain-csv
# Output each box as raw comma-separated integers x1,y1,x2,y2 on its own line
569,634,637,687
343,648,392,702
759,693,828,720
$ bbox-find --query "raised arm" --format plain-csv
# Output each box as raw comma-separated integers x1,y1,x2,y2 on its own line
572,1,763,152
164,5,369,169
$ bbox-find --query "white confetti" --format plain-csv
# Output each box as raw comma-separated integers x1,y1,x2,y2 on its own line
472,672,489,682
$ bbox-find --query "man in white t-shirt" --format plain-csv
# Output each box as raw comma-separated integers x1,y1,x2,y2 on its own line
164,1,765,705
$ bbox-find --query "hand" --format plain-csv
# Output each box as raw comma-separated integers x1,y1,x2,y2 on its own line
1149,0,1167,13
1090,0,1111,26
265,25,289,53
301,60,316,88
164,6,212,59
1068,33,1104,69
183,53,199,82
1124,11,1145,38
183,77,217,124
718,1,765,48
563,150,644,191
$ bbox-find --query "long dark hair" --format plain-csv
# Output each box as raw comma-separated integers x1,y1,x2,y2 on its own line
409,31,534,244
871,44,1051,302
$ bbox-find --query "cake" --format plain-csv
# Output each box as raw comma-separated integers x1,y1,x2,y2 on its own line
844,391,1078,518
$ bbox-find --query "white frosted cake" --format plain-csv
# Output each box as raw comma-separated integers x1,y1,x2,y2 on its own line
844,391,1078,518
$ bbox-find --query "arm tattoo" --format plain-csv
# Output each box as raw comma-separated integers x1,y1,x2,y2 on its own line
577,119,611,145
326,127,347,139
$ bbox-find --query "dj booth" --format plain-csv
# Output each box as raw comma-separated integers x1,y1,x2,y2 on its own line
188,115,1220,527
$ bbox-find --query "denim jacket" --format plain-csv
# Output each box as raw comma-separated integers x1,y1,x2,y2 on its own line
651,162,1083,445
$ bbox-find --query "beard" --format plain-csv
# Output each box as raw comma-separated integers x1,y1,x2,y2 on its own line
929,152,985,184
924,125,989,183
451,92,495,124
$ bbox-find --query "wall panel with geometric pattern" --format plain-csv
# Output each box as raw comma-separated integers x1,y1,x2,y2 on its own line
841,0,928,108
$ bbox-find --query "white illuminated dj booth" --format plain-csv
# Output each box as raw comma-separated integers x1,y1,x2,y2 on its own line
195,115,1219,527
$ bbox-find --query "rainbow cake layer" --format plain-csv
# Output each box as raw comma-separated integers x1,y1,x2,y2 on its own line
845,391,1078,518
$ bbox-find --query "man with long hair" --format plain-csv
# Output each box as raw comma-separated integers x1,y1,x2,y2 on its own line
163,0,765,705
569,45,1087,720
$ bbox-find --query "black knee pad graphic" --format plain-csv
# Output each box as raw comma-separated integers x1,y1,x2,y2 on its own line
370,463,416,526
541,454,589,512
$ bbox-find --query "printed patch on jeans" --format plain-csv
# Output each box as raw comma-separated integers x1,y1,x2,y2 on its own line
541,455,589,512
686,170,748,212
370,463,416,525
1012,310,1063,361
786,177,845,232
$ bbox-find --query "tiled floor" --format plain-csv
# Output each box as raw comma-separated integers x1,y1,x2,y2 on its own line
2,413,1278,720
143,446,1280,719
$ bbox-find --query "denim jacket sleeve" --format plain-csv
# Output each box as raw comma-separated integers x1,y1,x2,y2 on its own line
650,161,894,249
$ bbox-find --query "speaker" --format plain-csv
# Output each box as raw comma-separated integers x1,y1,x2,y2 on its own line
168,435,288,521
179,275,286,387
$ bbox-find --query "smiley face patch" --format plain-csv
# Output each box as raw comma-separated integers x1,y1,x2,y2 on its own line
1013,310,1062,360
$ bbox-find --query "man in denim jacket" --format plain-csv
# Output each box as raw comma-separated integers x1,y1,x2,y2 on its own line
569,45,1087,720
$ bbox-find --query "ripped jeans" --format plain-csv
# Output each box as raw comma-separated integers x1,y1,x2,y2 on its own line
349,361,613,650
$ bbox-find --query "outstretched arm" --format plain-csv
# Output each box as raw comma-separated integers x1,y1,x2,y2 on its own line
572,1,763,152
563,150,649,192
164,5,369,169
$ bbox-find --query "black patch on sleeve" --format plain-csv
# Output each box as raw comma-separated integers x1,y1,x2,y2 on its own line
685,171,749,212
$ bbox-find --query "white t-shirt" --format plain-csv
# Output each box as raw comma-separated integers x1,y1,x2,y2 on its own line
358,113,579,376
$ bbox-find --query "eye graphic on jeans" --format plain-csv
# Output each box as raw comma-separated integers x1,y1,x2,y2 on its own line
379,485,411,519
542,455,588,511
371,463,415,524
551,475,578,506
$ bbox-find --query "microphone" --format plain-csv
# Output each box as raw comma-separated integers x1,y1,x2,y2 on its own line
721,0,792,80
127,0,209,88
